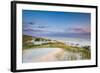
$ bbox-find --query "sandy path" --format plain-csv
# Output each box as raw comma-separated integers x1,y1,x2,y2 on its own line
23,48,64,62
34,48,64,62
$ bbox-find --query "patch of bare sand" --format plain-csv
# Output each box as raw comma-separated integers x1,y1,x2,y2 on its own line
33,48,64,62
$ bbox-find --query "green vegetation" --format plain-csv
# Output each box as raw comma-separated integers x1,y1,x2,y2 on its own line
23,35,33,42
22,35,91,60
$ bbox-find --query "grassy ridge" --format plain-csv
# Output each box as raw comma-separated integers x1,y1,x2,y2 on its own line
23,35,33,42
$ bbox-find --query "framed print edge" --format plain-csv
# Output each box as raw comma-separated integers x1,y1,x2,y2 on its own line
96,6,98,67
11,1,98,72
11,1,17,72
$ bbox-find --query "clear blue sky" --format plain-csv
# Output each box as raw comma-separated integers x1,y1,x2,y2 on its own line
22,10,91,38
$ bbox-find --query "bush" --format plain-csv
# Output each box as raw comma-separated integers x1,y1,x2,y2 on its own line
82,46,90,51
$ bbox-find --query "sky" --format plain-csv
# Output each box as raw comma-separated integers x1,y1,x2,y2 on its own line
22,10,91,39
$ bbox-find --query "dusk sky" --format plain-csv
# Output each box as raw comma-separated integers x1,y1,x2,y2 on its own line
22,10,91,39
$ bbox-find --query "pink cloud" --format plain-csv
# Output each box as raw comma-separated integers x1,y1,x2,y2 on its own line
69,27,90,33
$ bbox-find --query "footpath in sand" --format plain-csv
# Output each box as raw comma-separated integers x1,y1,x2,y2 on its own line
23,48,64,62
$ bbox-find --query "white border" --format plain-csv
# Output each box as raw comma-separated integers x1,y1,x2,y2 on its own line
16,4,96,70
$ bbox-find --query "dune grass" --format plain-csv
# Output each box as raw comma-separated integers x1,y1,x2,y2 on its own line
22,35,91,59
